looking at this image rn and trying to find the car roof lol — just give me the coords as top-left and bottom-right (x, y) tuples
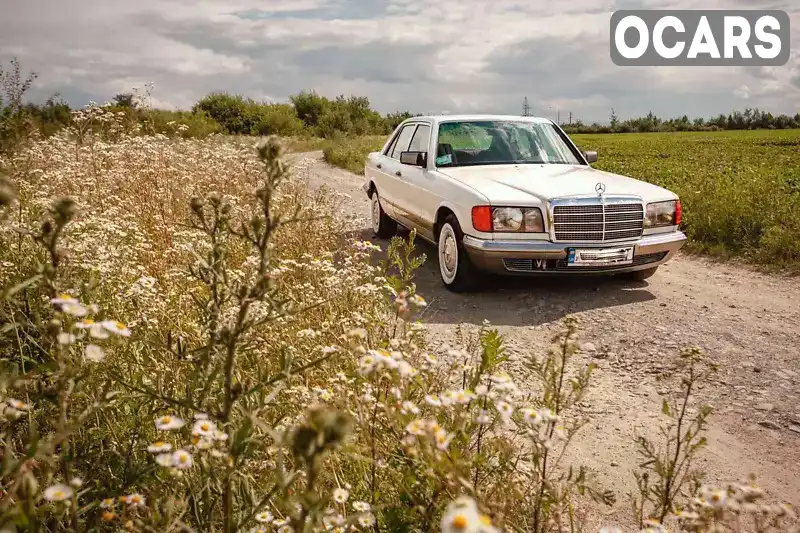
(404, 114), (554, 125)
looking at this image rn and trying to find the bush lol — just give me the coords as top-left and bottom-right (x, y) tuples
(193, 92), (305, 137)
(146, 109), (222, 138)
(322, 135), (385, 173)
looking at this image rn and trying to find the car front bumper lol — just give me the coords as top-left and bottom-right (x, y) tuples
(462, 231), (687, 275)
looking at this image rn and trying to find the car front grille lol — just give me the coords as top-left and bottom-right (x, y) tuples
(502, 252), (667, 273)
(552, 203), (644, 242)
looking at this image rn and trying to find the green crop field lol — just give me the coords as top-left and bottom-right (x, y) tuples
(320, 129), (800, 271)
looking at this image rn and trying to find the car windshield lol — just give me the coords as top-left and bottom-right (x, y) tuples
(434, 120), (583, 167)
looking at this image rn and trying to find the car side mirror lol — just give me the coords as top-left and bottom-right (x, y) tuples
(400, 151), (427, 167)
(583, 150), (598, 163)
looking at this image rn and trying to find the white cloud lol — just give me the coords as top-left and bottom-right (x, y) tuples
(1, 0), (797, 122)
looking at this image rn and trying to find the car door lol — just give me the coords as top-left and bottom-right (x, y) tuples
(372, 123), (417, 219)
(391, 123), (439, 241)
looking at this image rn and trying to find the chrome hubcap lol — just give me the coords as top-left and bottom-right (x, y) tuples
(371, 196), (380, 230)
(439, 225), (458, 282)
(442, 236), (456, 272)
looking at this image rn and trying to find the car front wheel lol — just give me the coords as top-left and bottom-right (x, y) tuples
(438, 215), (477, 292)
(370, 191), (397, 238)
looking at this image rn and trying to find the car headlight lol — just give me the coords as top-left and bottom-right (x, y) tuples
(493, 207), (523, 231)
(645, 200), (681, 228)
(523, 208), (544, 232)
(472, 206), (545, 232)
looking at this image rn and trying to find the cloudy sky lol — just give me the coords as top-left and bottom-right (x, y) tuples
(1, 0), (798, 123)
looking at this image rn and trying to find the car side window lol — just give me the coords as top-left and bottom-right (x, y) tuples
(389, 125), (417, 160)
(407, 125), (431, 153)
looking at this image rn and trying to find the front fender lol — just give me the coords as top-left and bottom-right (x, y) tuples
(435, 199), (493, 242)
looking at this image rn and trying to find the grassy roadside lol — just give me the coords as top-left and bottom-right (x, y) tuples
(314, 129), (800, 272)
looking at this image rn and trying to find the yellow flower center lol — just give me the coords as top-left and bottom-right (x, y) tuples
(130, 495), (141, 504)
(53, 490), (64, 499)
(200, 423), (209, 431)
(712, 493), (721, 502)
(179, 454), (188, 463)
(160, 417), (171, 424)
(102, 511), (116, 521)
(104, 498), (114, 505)
(84, 319), (94, 325)
(451, 514), (469, 529)
(116, 322), (126, 329)
(58, 293), (72, 299)
(480, 515), (492, 525)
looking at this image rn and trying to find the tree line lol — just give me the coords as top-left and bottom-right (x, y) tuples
(560, 108), (800, 134)
(2, 57), (799, 155)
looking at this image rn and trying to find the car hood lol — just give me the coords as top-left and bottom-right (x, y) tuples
(437, 164), (677, 204)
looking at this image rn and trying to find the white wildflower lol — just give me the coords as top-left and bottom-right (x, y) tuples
(193, 419), (217, 437)
(440, 496), (480, 533)
(352, 501), (371, 512)
(43, 484), (73, 502)
(84, 344), (105, 362)
(332, 487), (349, 504)
(172, 449), (193, 470)
(57, 332), (76, 345)
(155, 414), (185, 431)
(101, 320), (131, 337)
(147, 441), (172, 453)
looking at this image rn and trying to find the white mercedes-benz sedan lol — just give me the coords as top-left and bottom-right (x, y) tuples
(362, 115), (687, 292)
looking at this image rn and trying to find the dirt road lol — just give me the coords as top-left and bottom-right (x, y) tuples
(294, 151), (800, 528)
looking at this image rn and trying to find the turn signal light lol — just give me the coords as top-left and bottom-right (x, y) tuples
(675, 199), (682, 225)
(471, 206), (493, 232)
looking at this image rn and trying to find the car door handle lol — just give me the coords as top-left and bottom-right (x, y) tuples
(395, 171), (402, 177)
(377, 163), (382, 169)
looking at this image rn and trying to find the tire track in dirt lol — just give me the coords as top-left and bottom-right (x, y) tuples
(294, 151), (800, 528)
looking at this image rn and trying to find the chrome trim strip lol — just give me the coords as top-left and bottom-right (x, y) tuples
(463, 230), (686, 253)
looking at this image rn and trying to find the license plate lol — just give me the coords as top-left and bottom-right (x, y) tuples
(567, 247), (634, 266)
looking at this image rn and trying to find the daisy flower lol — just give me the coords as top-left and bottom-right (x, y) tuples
(332, 487), (349, 504)
(495, 400), (513, 421)
(125, 493), (146, 507)
(101, 320), (131, 337)
(352, 501), (371, 512)
(255, 511), (274, 523)
(440, 496), (480, 533)
(147, 441), (172, 453)
(84, 344), (105, 362)
(405, 419), (426, 436)
(43, 484), (73, 502)
(172, 449), (193, 470)
(424, 394), (442, 407)
(57, 332), (76, 345)
(155, 415), (185, 431)
(5, 398), (29, 411)
(433, 429), (453, 451)
(357, 513), (376, 527)
(100, 498), (115, 508)
(193, 419), (217, 437)
(51, 294), (78, 306)
(521, 408), (543, 426)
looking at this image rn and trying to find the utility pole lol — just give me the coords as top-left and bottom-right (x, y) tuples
(522, 97), (531, 117)
(569, 111), (572, 124)
(557, 109), (560, 124)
